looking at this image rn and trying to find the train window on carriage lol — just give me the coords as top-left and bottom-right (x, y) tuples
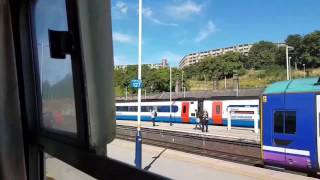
(116, 106), (129, 112)
(34, 0), (77, 133)
(285, 111), (296, 134)
(274, 111), (284, 133)
(216, 105), (221, 114)
(128, 106), (138, 112)
(183, 106), (187, 113)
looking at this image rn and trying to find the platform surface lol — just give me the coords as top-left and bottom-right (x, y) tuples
(117, 120), (260, 144)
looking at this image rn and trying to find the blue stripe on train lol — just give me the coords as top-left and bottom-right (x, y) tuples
(116, 115), (259, 128)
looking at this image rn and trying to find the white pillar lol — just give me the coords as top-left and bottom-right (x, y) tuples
(224, 76), (227, 89)
(137, 0), (142, 131)
(227, 108), (231, 131)
(170, 66), (172, 116)
(254, 109), (258, 134)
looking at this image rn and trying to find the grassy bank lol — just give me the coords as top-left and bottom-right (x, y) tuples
(188, 67), (320, 91)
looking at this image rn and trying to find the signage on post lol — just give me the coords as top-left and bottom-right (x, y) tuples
(131, 79), (143, 88)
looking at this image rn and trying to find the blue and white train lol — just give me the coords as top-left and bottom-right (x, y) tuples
(116, 99), (259, 127)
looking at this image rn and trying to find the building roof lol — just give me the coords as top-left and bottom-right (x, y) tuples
(116, 88), (263, 102)
(263, 77), (320, 94)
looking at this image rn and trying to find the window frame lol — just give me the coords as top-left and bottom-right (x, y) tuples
(11, 0), (166, 179)
(30, 0), (89, 148)
(273, 110), (297, 135)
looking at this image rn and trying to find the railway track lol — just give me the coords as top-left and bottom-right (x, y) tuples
(116, 125), (262, 166)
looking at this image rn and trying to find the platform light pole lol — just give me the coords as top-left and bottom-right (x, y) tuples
(170, 66), (173, 126)
(286, 45), (294, 80)
(181, 70), (184, 92)
(135, 0), (142, 169)
(125, 86), (128, 100)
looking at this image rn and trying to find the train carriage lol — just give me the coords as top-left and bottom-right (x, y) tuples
(262, 78), (320, 172)
(203, 99), (259, 127)
(116, 101), (198, 124)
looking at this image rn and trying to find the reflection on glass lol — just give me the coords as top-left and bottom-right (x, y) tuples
(35, 0), (77, 133)
(45, 153), (96, 180)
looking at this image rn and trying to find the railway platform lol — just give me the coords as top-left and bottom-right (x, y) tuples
(117, 120), (260, 144)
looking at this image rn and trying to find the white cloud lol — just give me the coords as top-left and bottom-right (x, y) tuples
(194, 21), (216, 42)
(113, 32), (134, 44)
(142, 8), (178, 27)
(167, 1), (202, 19)
(115, 1), (128, 14)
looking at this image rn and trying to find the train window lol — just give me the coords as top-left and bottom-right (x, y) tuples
(285, 111), (296, 134)
(142, 106), (153, 112)
(216, 105), (221, 114)
(116, 106), (129, 112)
(35, 0), (77, 133)
(128, 106), (138, 112)
(274, 111), (284, 133)
(157, 106), (178, 113)
(183, 106), (187, 113)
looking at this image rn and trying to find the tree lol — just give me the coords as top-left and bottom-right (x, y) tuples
(285, 34), (303, 68)
(247, 41), (280, 69)
(300, 31), (320, 68)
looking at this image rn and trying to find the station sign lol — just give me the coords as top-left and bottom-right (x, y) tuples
(131, 79), (143, 88)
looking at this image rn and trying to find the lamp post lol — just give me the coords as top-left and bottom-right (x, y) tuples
(135, 0), (142, 169)
(286, 45), (294, 80)
(303, 64), (306, 78)
(125, 86), (128, 100)
(170, 66), (173, 126)
(181, 70), (184, 92)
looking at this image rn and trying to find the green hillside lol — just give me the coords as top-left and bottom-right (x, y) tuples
(189, 68), (320, 91)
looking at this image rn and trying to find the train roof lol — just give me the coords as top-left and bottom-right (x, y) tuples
(263, 77), (320, 94)
(116, 88), (263, 102)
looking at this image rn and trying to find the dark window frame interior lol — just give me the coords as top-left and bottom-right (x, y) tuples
(10, 0), (166, 179)
(273, 110), (296, 134)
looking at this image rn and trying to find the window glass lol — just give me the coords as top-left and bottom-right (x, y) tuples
(142, 106), (153, 112)
(183, 106), (187, 113)
(216, 105), (221, 114)
(128, 106), (137, 112)
(35, 0), (77, 133)
(274, 111), (284, 133)
(285, 111), (296, 134)
(116, 106), (128, 112)
(157, 106), (179, 113)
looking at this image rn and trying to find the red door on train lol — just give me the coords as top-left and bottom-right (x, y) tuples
(181, 102), (189, 123)
(212, 102), (222, 125)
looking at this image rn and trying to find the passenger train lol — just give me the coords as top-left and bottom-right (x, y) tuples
(262, 77), (320, 173)
(117, 77), (320, 174)
(116, 99), (259, 127)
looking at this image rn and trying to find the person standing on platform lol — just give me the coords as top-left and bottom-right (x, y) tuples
(202, 110), (209, 132)
(194, 109), (201, 130)
(151, 108), (157, 126)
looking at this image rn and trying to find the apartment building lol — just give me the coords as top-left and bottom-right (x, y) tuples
(179, 44), (252, 69)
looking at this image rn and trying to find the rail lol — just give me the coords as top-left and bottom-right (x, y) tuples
(116, 125), (262, 166)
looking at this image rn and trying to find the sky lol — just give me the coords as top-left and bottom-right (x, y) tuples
(111, 0), (320, 67)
